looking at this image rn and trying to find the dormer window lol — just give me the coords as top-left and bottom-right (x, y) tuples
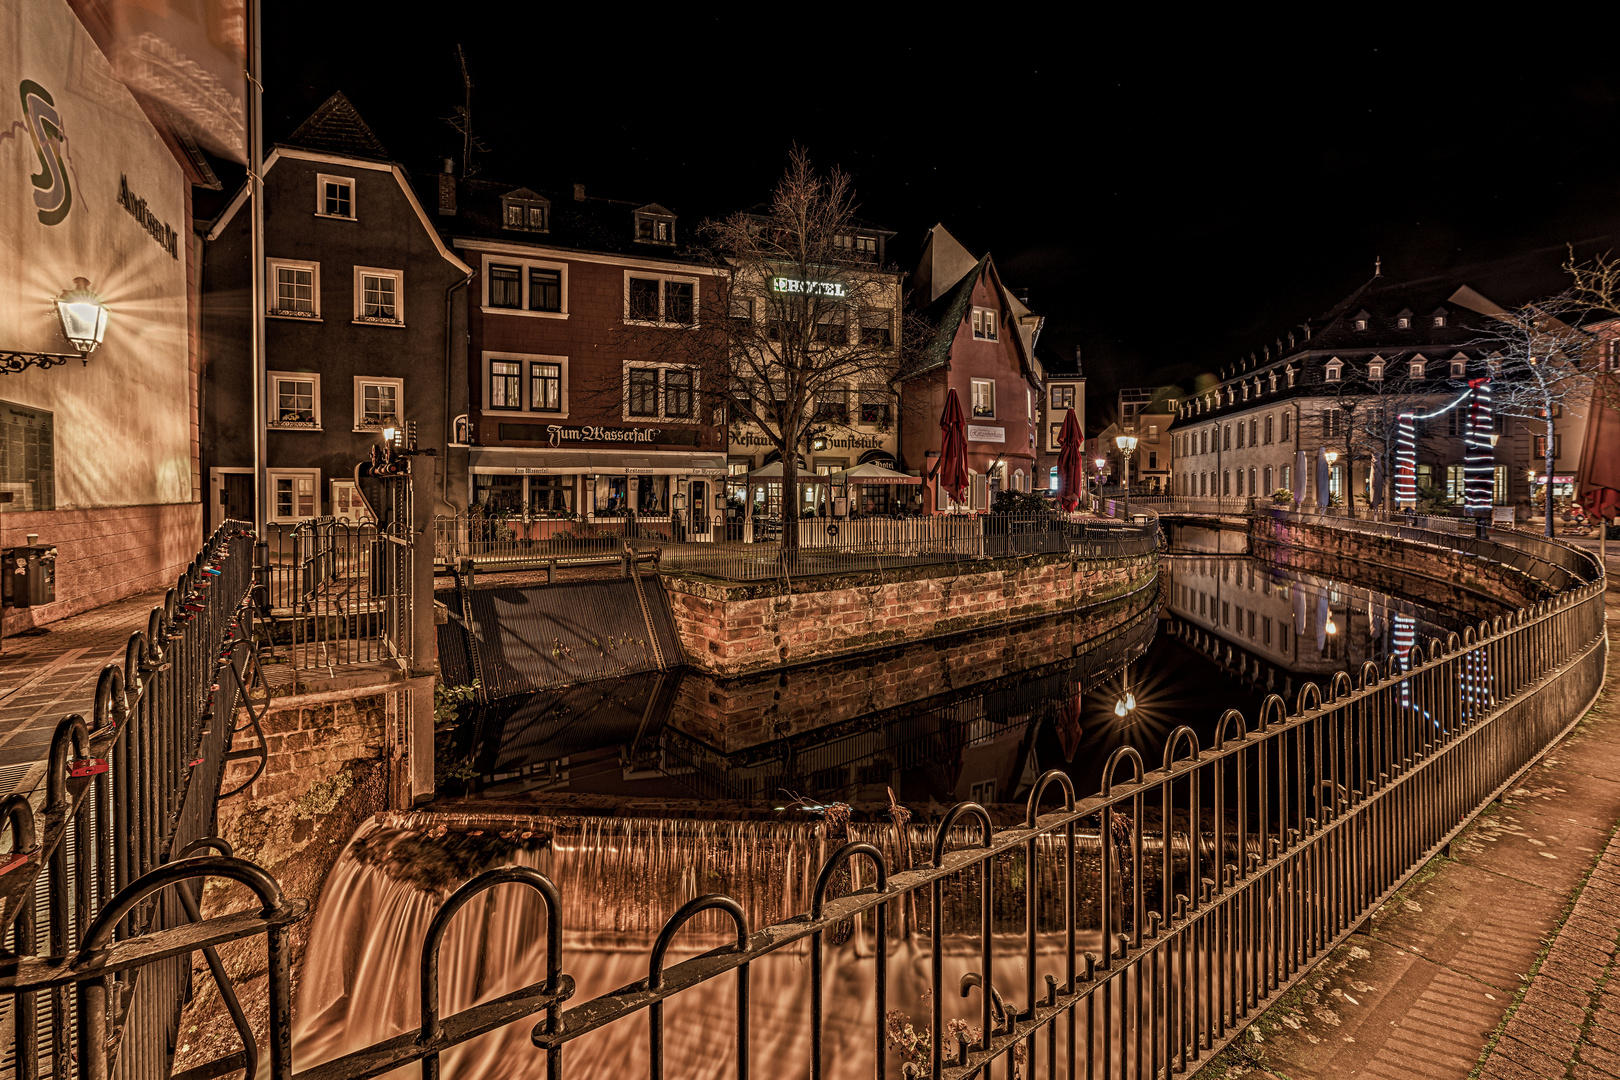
(1324, 358), (1343, 382)
(835, 233), (879, 259)
(1242, 382), (1250, 401)
(1268, 371), (1278, 391)
(1396, 311), (1411, 329)
(1354, 312), (1369, 331)
(1285, 365), (1297, 387)
(634, 204), (677, 246)
(1450, 356), (1467, 377)
(1410, 359), (1426, 379)
(500, 189), (550, 233)
(1432, 311), (1447, 327)
(1368, 358), (1385, 381)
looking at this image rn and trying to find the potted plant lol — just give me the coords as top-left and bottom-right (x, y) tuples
(1270, 488), (1293, 505)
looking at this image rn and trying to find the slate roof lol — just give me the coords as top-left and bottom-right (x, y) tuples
(898, 254), (990, 380)
(282, 92), (389, 161)
(1303, 276), (1491, 354)
(429, 177), (711, 263)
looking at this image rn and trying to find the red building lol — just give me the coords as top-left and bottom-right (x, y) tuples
(900, 226), (1043, 511)
(433, 178), (730, 537)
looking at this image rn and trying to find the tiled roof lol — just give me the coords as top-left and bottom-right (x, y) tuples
(283, 92), (389, 161)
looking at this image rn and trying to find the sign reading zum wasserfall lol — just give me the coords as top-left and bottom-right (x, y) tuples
(770, 277), (846, 298)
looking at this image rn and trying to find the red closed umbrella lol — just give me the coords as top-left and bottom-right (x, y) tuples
(1577, 373), (1620, 524)
(1056, 408), (1083, 511)
(937, 388), (970, 507)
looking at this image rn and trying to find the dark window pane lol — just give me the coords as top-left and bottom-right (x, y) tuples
(665, 369), (693, 417)
(489, 265), (521, 308)
(629, 368), (659, 416)
(665, 281), (693, 325)
(529, 268), (562, 312)
(629, 278), (660, 321)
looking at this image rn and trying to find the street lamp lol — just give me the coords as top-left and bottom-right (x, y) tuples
(1323, 449), (1339, 513)
(1115, 433), (1139, 519)
(1, 278), (109, 373)
(1094, 456), (1106, 511)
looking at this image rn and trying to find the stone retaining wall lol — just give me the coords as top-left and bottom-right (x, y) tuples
(660, 549), (1160, 677)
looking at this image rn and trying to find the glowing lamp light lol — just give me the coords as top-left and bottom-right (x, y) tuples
(1094, 457), (1106, 471)
(1323, 450), (1338, 465)
(1114, 699), (1128, 717)
(1326, 616), (1338, 635)
(1488, 434), (1500, 448)
(1115, 434), (1139, 454)
(1126, 692), (1136, 711)
(382, 422), (398, 445)
(1114, 692), (1137, 717)
(55, 277), (109, 355)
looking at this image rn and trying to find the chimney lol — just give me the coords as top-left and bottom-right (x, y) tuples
(573, 183), (586, 202)
(437, 158), (456, 217)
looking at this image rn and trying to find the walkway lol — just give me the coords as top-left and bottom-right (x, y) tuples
(0, 588), (168, 799)
(1212, 587), (1618, 1080)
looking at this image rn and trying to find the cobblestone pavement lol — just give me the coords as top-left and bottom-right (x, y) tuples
(1212, 588), (1617, 1080)
(0, 588), (169, 796)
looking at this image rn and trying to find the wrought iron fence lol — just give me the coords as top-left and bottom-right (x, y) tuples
(0, 521), (262, 1080)
(260, 478), (414, 671)
(434, 511), (696, 569)
(4, 516), (1607, 1080)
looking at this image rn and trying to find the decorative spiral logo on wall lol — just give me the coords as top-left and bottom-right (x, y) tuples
(19, 80), (73, 226)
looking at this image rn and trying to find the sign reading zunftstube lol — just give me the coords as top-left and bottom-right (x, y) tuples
(547, 425), (662, 447)
(770, 277), (846, 298)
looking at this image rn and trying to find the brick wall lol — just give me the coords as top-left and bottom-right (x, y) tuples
(0, 500), (203, 634)
(1248, 515), (1552, 610)
(668, 587), (1153, 753)
(662, 550), (1158, 678)
(218, 691), (389, 815)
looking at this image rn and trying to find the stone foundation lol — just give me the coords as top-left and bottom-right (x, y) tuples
(661, 550), (1160, 677)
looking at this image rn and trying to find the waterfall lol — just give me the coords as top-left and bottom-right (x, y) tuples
(292, 812), (1117, 1079)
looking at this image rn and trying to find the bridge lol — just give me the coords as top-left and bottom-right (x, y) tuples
(0, 498), (1607, 1080)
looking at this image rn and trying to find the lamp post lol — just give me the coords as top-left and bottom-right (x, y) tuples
(1115, 433), (1139, 520)
(1094, 456), (1106, 512)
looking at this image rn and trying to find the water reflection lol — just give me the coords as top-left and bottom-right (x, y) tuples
(448, 554), (1502, 815)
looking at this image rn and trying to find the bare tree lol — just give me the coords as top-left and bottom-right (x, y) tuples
(1467, 294), (1594, 535)
(620, 149), (926, 551)
(1301, 365), (1439, 516)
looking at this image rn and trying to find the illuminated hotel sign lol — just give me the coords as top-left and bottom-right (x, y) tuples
(770, 277), (846, 298)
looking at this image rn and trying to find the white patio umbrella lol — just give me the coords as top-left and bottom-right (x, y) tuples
(1315, 452), (1331, 509)
(1294, 449), (1307, 506)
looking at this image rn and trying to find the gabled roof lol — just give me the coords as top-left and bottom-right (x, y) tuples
(503, 187), (547, 202)
(900, 251), (1040, 385)
(431, 178), (709, 264)
(283, 92), (389, 161)
(635, 203), (676, 217)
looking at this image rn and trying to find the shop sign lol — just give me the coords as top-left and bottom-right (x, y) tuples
(770, 277), (846, 298)
(967, 425), (1005, 443)
(547, 425), (662, 447)
(118, 175), (179, 259)
(732, 428), (886, 451)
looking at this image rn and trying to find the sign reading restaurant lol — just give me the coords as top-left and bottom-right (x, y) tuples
(770, 277), (846, 298)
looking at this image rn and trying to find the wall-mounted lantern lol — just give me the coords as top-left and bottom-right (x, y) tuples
(2, 278), (109, 373)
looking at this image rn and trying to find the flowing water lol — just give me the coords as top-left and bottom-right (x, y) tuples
(295, 549), (1503, 1077)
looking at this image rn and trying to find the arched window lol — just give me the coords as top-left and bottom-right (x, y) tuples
(1249, 467), (1257, 495)
(1223, 470), (1231, 495)
(1325, 359), (1343, 381)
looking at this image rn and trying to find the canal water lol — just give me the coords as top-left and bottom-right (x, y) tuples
(295, 547), (1509, 1078)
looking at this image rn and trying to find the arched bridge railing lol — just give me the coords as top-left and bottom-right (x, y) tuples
(2, 553), (1606, 1078)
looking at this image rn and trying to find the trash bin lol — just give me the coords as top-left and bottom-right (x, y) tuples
(3, 542), (57, 607)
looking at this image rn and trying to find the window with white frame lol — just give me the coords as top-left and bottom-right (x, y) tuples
(970, 307), (998, 341)
(353, 267), (403, 325)
(315, 174), (354, 219)
(268, 469), (320, 522)
(624, 272), (699, 327)
(1324, 358), (1342, 381)
(353, 377), (403, 431)
(1397, 315), (1410, 329)
(1368, 358), (1384, 380)
(970, 378), (995, 418)
(1450, 356), (1467, 377)
(1050, 384), (1075, 411)
(267, 258), (319, 319)
(622, 363), (699, 422)
(482, 256), (568, 317)
(479, 352), (573, 417)
(268, 372), (320, 428)
(1433, 312), (1447, 327)
(1410, 359), (1426, 379)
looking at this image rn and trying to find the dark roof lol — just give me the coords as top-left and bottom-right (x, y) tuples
(282, 92), (389, 161)
(428, 177), (711, 263)
(1302, 275), (1491, 353)
(900, 254), (989, 380)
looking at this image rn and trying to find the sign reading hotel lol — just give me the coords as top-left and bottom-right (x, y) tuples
(770, 277), (846, 298)
(968, 425), (1005, 443)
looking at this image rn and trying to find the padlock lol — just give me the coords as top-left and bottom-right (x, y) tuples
(70, 758), (109, 778)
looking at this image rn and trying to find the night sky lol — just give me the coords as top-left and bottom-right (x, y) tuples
(256, 11), (1620, 424)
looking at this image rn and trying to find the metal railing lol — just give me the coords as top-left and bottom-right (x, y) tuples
(434, 510), (698, 568)
(4, 516), (1606, 1080)
(0, 521), (262, 1080)
(658, 512), (1159, 582)
(262, 478), (414, 671)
